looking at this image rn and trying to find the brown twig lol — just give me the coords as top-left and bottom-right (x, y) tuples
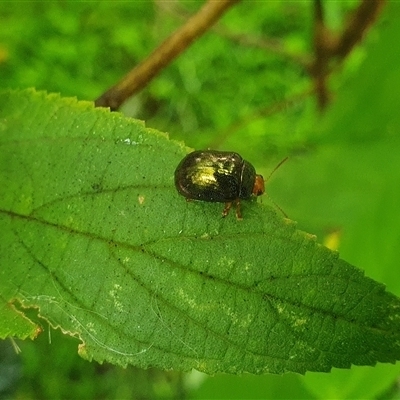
(158, 1), (311, 70)
(312, 0), (331, 110)
(95, 0), (240, 111)
(334, 0), (386, 59)
(208, 87), (315, 150)
(311, 0), (386, 110)
(215, 29), (312, 70)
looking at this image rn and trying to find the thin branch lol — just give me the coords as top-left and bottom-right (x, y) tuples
(208, 87), (315, 150)
(158, 1), (311, 70)
(95, 0), (240, 110)
(334, 0), (386, 59)
(311, 0), (386, 110)
(215, 29), (311, 69)
(312, 0), (332, 110)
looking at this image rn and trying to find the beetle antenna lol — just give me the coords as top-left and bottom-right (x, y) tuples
(265, 157), (288, 183)
(264, 157), (288, 218)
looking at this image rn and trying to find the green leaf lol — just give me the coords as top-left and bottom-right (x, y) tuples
(0, 300), (40, 340)
(1, 89), (400, 375)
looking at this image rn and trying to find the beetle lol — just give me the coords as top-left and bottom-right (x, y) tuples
(174, 150), (266, 219)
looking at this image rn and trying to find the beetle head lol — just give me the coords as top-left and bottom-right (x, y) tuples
(252, 174), (265, 196)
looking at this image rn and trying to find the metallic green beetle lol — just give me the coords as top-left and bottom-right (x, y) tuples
(174, 150), (265, 219)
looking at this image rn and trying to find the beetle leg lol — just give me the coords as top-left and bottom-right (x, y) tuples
(222, 200), (242, 219)
(234, 199), (243, 220)
(222, 202), (232, 217)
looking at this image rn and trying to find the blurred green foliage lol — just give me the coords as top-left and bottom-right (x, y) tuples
(0, 1), (341, 154)
(1, 0), (399, 399)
